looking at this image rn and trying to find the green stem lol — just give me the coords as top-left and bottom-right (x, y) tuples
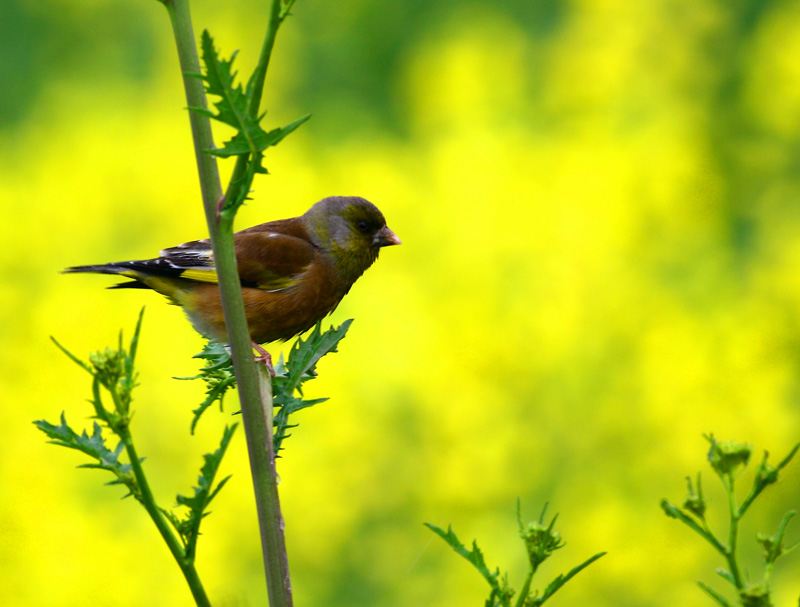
(724, 474), (743, 589)
(162, 1), (292, 605)
(699, 519), (728, 557)
(121, 427), (211, 607)
(738, 485), (760, 519)
(163, 0), (225, 212)
(514, 568), (535, 607)
(248, 0), (283, 117)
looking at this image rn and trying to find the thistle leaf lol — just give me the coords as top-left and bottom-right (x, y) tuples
(193, 31), (310, 216)
(271, 320), (352, 453)
(33, 413), (136, 495)
(424, 523), (503, 594)
(534, 552), (606, 605)
(177, 341), (236, 433)
(173, 424), (238, 557)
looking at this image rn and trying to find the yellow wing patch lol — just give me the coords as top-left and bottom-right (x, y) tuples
(180, 269), (219, 284)
(179, 267), (302, 291)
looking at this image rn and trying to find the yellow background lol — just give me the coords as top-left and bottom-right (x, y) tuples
(2, 0), (799, 605)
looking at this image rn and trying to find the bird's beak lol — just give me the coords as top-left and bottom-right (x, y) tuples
(373, 226), (402, 247)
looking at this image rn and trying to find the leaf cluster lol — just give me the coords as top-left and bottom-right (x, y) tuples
(661, 435), (800, 607)
(35, 309), (145, 499)
(426, 502), (605, 607)
(35, 414), (136, 496)
(185, 319), (353, 454)
(190, 31), (309, 219)
(162, 424), (237, 560)
(272, 319), (352, 454)
(177, 341), (238, 434)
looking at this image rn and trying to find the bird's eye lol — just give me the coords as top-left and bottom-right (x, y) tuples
(356, 220), (370, 233)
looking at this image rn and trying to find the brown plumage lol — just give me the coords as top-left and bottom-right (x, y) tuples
(65, 196), (401, 344)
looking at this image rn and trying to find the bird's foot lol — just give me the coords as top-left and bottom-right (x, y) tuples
(252, 342), (275, 377)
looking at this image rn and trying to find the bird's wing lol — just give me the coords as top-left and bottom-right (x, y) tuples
(159, 221), (317, 292)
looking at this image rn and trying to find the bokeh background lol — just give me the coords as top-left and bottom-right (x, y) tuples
(3, 0), (800, 605)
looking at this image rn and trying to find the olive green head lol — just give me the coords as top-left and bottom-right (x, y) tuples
(303, 196), (401, 282)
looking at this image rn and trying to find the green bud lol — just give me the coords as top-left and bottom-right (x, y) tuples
(757, 531), (781, 564)
(705, 434), (753, 476)
(497, 576), (515, 604)
(755, 451), (780, 488)
(739, 582), (772, 607)
(758, 511), (797, 567)
(520, 516), (565, 568)
(682, 474), (706, 519)
(90, 347), (124, 378)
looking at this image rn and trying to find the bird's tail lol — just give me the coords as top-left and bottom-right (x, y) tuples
(63, 263), (130, 275)
(63, 263), (149, 289)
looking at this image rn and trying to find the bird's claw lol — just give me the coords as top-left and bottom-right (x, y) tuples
(252, 342), (275, 377)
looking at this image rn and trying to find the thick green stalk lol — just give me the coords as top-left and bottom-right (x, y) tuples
(162, 0), (224, 212)
(162, 0), (292, 605)
(120, 428), (212, 607)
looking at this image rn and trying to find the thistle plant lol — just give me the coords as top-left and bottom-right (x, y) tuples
(36, 311), (221, 607)
(426, 502), (605, 607)
(182, 319), (353, 456)
(36, 311), (351, 605)
(661, 435), (800, 607)
(58, 0), (308, 604)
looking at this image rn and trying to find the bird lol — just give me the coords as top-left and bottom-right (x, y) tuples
(65, 196), (401, 349)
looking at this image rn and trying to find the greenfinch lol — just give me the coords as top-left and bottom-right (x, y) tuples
(66, 196), (401, 345)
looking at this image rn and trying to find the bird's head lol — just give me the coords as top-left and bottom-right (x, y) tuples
(303, 196), (401, 282)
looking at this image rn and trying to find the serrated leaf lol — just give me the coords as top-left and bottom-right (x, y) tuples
(189, 376), (237, 434)
(192, 30), (310, 218)
(173, 424), (238, 557)
(534, 551), (605, 605)
(261, 114), (311, 149)
(425, 523), (503, 593)
(194, 32), (309, 170)
(194, 340), (233, 368)
(284, 319), (352, 392)
(178, 341), (236, 433)
(272, 395), (327, 453)
(270, 320), (351, 453)
(126, 307), (145, 373)
(34, 413), (136, 494)
(197, 33), (251, 135)
(183, 322), (350, 452)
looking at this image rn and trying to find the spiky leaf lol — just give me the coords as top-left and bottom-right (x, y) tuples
(424, 523), (504, 595)
(33, 413), (136, 496)
(171, 424), (238, 557)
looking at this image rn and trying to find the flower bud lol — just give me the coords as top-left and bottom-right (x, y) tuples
(705, 435), (752, 476)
